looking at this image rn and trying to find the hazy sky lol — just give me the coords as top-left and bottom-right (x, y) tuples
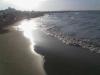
(0, 0), (100, 11)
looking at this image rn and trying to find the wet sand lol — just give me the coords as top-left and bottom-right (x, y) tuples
(0, 25), (100, 75)
(0, 30), (46, 75)
(33, 30), (100, 75)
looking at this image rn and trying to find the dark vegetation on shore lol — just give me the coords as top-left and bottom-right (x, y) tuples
(0, 7), (99, 34)
(0, 7), (45, 34)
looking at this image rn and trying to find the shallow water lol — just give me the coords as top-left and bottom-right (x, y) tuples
(0, 17), (100, 75)
(34, 11), (100, 53)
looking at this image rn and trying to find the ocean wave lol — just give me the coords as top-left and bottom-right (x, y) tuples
(35, 12), (100, 53)
(41, 26), (100, 53)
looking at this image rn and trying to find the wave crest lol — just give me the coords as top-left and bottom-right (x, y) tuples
(41, 26), (100, 53)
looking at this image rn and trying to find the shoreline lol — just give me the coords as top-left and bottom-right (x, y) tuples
(33, 30), (100, 75)
(0, 18), (100, 75)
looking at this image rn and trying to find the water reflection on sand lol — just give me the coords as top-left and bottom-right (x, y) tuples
(14, 19), (38, 54)
(0, 19), (46, 75)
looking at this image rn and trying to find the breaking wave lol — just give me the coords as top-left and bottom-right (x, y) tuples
(41, 26), (100, 53)
(35, 12), (100, 53)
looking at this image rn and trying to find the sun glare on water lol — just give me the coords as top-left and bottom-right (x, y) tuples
(5, 0), (46, 11)
(12, 19), (46, 75)
(14, 19), (38, 54)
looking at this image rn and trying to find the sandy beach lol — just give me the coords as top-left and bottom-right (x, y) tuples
(0, 0), (100, 75)
(0, 19), (100, 75)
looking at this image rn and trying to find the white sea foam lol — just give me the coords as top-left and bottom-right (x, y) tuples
(35, 12), (100, 53)
(41, 25), (100, 53)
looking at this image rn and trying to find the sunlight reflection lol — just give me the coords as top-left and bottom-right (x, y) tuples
(14, 19), (38, 54)
(12, 19), (46, 75)
(5, 0), (47, 11)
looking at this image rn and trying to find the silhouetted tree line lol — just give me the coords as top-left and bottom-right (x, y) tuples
(0, 7), (45, 34)
(0, 7), (44, 29)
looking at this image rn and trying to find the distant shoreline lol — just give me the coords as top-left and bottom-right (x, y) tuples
(0, 7), (45, 33)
